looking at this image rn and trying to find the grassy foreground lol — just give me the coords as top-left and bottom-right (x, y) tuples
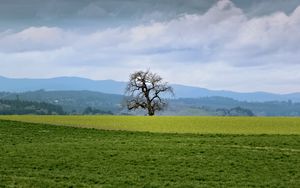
(0, 120), (300, 187)
(0, 115), (300, 134)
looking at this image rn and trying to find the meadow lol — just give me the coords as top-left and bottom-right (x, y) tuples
(0, 115), (300, 135)
(0, 119), (299, 187)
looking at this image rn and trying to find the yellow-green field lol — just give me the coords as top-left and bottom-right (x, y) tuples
(0, 115), (299, 134)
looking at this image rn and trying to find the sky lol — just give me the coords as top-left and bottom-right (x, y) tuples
(1, 0), (300, 94)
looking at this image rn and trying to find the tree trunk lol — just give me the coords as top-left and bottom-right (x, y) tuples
(148, 112), (154, 116)
(148, 107), (155, 116)
(148, 111), (154, 116)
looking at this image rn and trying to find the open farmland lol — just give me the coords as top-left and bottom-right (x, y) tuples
(0, 115), (300, 134)
(0, 119), (300, 187)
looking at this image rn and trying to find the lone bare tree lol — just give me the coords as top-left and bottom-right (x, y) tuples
(125, 70), (174, 116)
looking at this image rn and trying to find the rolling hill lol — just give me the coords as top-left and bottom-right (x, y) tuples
(1, 76), (300, 102)
(1, 90), (300, 116)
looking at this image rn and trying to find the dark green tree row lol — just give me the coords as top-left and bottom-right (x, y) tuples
(82, 107), (113, 115)
(216, 107), (254, 116)
(0, 99), (65, 115)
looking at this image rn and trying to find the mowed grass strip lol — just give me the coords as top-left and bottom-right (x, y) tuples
(0, 115), (300, 134)
(0, 120), (300, 187)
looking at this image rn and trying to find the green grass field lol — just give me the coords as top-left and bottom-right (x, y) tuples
(0, 115), (300, 134)
(0, 119), (299, 187)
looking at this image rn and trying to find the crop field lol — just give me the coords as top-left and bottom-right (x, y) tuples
(0, 119), (300, 187)
(0, 115), (300, 134)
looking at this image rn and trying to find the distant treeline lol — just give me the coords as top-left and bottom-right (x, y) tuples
(1, 90), (300, 116)
(216, 107), (254, 116)
(0, 99), (65, 115)
(82, 107), (113, 115)
(172, 97), (300, 116)
(0, 99), (114, 115)
(0, 90), (121, 114)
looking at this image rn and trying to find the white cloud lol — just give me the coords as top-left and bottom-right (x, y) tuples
(0, 0), (300, 93)
(78, 3), (110, 18)
(0, 27), (76, 52)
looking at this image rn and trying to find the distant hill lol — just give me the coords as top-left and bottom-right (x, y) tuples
(0, 90), (123, 114)
(0, 76), (125, 95)
(0, 76), (300, 102)
(1, 90), (300, 116)
(0, 99), (65, 115)
(171, 97), (300, 116)
(171, 84), (300, 102)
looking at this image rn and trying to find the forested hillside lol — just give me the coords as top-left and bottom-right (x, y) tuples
(1, 90), (300, 116)
(0, 90), (122, 114)
(0, 99), (65, 115)
(172, 97), (300, 116)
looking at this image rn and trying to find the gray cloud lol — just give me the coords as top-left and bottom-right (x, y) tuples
(1, 0), (300, 30)
(0, 0), (300, 93)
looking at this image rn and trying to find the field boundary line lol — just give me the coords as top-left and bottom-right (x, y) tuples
(217, 145), (300, 152)
(0, 174), (90, 186)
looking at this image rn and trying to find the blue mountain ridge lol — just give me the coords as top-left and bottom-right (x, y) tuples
(0, 76), (299, 102)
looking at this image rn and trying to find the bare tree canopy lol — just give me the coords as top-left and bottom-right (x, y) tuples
(125, 70), (174, 116)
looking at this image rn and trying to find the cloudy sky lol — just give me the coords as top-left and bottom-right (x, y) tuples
(1, 0), (300, 93)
